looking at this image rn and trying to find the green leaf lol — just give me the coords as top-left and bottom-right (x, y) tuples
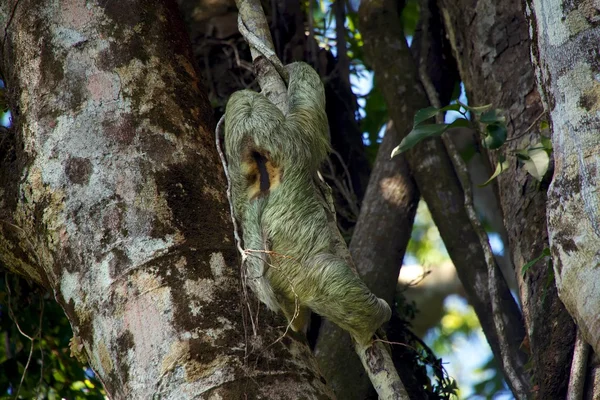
(53, 369), (67, 383)
(461, 103), (492, 114)
(480, 109), (506, 124)
(413, 107), (442, 126)
(70, 381), (86, 390)
(522, 248), (551, 275)
(483, 123), (508, 149)
(401, 0), (420, 36)
(478, 155), (509, 187)
(540, 120), (549, 130)
(515, 148), (530, 160)
(391, 124), (449, 157)
(521, 256), (543, 276)
(413, 104), (462, 127)
(541, 135), (553, 151)
(448, 118), (471, 129)
(442, 103), (462, 112)
(522, 147), (550, 181)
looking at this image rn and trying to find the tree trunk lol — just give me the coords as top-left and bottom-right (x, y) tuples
(528, 0), (600, 385)
(358, 0), (530, 396)
(0, 1), (332, 398)
(437, 0), (577, 396)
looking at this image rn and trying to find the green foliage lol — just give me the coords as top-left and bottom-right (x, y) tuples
(482, 121), (507, 149)
(0, 274), (104, 399)
(478, 155), (508, 187)
(390, 103), (467, 157)
(515, 139), (552, 182)
(468, 357), (509, 400)
(420, 349), (459, 400)
(429, 303), (480, 356)
(521, 248), (551, 276)
(521, 248), (555, 303)
(388, 314), (457, 399)
(401, 0), (420, 36)
(361, 83), (388, 153)
(392, 101), (552, 185)
(406, 201), (449, 265)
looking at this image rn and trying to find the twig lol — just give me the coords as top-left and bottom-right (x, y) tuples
(5, 273), (43, 399)
(567, 329), (590, 400)
(215, 115), (258, 341)
(237, 15), (288, 83)
(417, 0), (529, 397)
(215, 116), (245, 260)
(505, 111), (546, 142)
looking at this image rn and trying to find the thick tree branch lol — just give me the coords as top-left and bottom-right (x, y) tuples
(418, 1), (529, 396)
(0, 0), (331, 397)
(358, 1), (530, 397)
(437, 0), (577, 395)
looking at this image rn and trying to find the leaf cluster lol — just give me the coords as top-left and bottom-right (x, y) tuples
(0, 275), (104, 399)
(391, 103), (552, 185)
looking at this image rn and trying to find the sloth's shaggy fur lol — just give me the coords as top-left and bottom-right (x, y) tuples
(224, 62), (390, 344)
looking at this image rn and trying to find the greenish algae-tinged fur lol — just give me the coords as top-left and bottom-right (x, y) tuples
(225, 62), (390, 345)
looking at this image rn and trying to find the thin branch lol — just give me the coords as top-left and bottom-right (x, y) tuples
(237, 14), (288, 83)
(567, 329), (590, 400)
(235, 0), (288, 110)
(505, 111), (546, 142)
(5, 273), (44, 399)
(417, 0), (529, 397)
(355, 339), (410, 400)
(215, 115), (258, 341)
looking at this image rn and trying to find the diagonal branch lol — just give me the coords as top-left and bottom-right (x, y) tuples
(417, 1), (530, 397)
(359, 0), (531, 398)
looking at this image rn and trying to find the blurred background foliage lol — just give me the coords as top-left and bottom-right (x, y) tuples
(0, 274), (104, 399)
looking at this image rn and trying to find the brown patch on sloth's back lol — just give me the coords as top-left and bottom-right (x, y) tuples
(242, 149), (281, 200)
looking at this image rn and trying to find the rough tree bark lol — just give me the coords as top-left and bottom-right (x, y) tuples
(177, 0), (372, 235)
(178, 1), (419, 397)
(358, 0), (530, 397)
(0, 1), (332, 398)
(527, 1), (600, 397)
(437, 0), (577, 396)
(528, 0), (600, 354)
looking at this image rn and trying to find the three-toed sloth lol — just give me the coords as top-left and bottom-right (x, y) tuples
(224, 62), (391, 345)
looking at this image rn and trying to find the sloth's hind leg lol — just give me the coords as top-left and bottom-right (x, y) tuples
(301, 253), (391, 345)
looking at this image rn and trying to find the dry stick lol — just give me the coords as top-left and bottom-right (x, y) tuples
(5, 273), (43, 399)
(234, 0), (288, 111)
(237, 15), (288, 84)
(567, 329), (591, 400)
(233, 2), (408, 399)
(417, 2), (528, 398)
(215, 117), (258, 343)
